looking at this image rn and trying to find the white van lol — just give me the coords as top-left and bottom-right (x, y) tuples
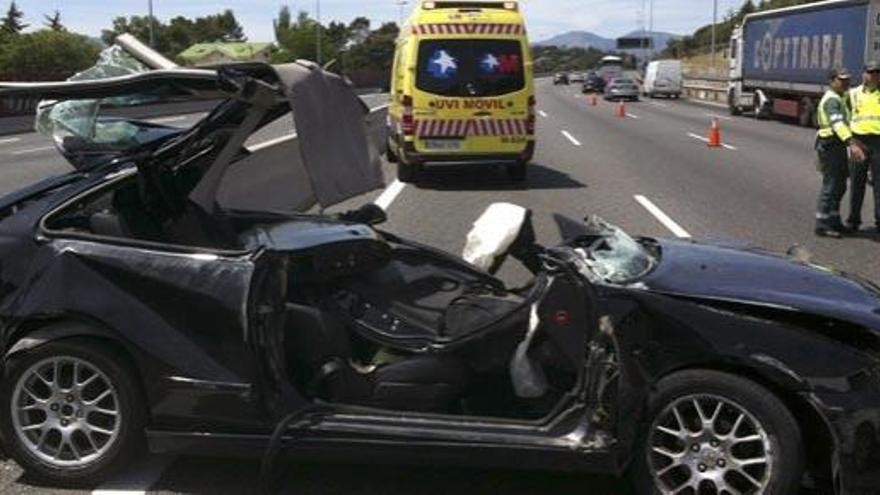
(643, 60), (682, 99)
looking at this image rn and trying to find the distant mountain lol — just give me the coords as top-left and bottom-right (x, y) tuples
(534, 31), (615, 51)
(535, 30), (680, 53)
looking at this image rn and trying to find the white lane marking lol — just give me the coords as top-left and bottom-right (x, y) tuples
(647, 101), (668, 108)
(634, 195), (692, 239)
(147, 115), (189, 124)
(538, 110), (548, 118)
(706, 113), (732, 121)
(626, 113), (641, 119)
(91, 455), (174, 495)
(686, 132), (738, 151)
(247, 133), (298, 152)
(11, 145), (55, 155)
(561, 130), (582, 147)
(374, 179), (406, 211)
(0, 137), (21, 145)
(686, 99), (728, 109)
(370, 103), (391, 112)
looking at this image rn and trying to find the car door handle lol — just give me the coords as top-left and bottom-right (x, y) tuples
(473, 111), (492, 117)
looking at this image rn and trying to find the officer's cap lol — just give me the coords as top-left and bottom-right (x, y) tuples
(830, 68), (852, 81)
(865, 61), (880, 72)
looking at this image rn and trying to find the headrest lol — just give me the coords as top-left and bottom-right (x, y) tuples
(462, 203), (527, 272)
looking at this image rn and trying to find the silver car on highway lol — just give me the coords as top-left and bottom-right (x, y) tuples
(604, 77), (640, 101)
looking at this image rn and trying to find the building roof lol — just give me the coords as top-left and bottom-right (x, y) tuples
(179, 42), (272, 63)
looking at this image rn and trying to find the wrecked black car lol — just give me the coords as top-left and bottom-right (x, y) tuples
(1, 62), (879, 495)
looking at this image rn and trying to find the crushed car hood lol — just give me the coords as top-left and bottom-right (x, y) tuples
(642, 238), (880, 331)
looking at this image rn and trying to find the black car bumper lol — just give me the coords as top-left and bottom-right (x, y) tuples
(397, 140), (535, 166)
(806, 385), (880, 494)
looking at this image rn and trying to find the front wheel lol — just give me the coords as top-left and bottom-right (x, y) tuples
(0, 338), (146, 486)
(798, 97), (815, 128)
(633, 370), (803, 495)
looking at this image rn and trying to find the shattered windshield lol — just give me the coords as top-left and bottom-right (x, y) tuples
(35, 45), (169, 157)
(577, 216), (658, 284)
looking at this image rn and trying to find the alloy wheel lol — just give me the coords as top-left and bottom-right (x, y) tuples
(10, 356), (122, 468)
(647, 394), (773, 495)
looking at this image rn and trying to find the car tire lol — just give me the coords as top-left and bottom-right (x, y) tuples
(397, 161), (421, 183)
(385, 137), (399, 163)
(798, 97), (815, 128)
(507, 161), (527, 182)
(632, 370), (803, 495)
(0, 338), (146, 487)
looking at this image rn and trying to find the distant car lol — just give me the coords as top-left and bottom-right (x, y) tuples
(604, 77), (640, 101)
(569, 72), (586, 83)
(643, 60), (682, 99)
(553, 73), (569, 85)
(581, 74), (606, 93)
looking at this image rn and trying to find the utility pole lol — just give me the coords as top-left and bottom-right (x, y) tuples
(711, 0), (718, 73)
(316, 0), (322, 65)
(649, 0), (654, 58)
(641, 0), (647, 59)
(396, 1), (408, 27)
(148, 0), (155, 48)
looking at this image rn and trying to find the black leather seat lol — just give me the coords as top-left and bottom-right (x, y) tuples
(284, 303), (468, 413)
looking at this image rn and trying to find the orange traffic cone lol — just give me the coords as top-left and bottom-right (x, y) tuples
(590, 93), (598, 106)
(707, 118), (722, 148)
(616, 99), (626, 117)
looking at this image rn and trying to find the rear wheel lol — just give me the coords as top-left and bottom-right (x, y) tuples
(633, 370), (803, 495)
(397, 161), (421, 183)
(506, 161), (528, 182)
(0, 338), (146, 486)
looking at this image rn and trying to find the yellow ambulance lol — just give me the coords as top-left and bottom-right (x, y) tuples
(387, 1), (535, 182)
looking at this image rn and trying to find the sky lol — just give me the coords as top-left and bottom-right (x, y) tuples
(8, 0), (746, 44)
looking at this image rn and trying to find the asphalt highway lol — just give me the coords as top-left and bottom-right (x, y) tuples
(0, 81), (863, 494)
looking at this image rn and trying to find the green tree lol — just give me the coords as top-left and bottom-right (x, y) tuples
(1, 1), (27, 34)
(44, 10), (64, 31)
(102, 10), (247, 59)
(0, 29), (100, 80)
(346, 22), (398, 71)
(273, 8), (333, 63)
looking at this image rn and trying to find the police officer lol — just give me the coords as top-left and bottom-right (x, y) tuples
(816, 69), (861, 237)
(846, 62), (880, 233)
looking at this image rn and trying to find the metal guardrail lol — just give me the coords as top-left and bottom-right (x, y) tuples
(683, 76), (729, 105)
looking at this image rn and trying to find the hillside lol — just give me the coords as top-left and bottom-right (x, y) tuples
(664, 0), (821, 58)
(535, 30), (679, 54)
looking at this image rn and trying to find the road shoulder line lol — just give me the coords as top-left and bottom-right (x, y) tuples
(561, 130), (582, 146)
(686, 132), (737, 151)
(634, 195), (692, 238)
(374, 179), (406, 211)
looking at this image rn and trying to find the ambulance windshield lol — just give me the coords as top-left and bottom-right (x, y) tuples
(416, 39), (525, 97)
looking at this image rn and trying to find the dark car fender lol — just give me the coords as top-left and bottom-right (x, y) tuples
(603, 289), (877, 486)
(0, 317), (141, 464)
(2, 318), (122, 361)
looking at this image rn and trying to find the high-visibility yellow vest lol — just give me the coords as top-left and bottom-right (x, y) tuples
(850, 85), (880, 135)
(817, 90), (852, 142)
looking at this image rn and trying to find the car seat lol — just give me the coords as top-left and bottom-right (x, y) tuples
(284, 303), (468, 413)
